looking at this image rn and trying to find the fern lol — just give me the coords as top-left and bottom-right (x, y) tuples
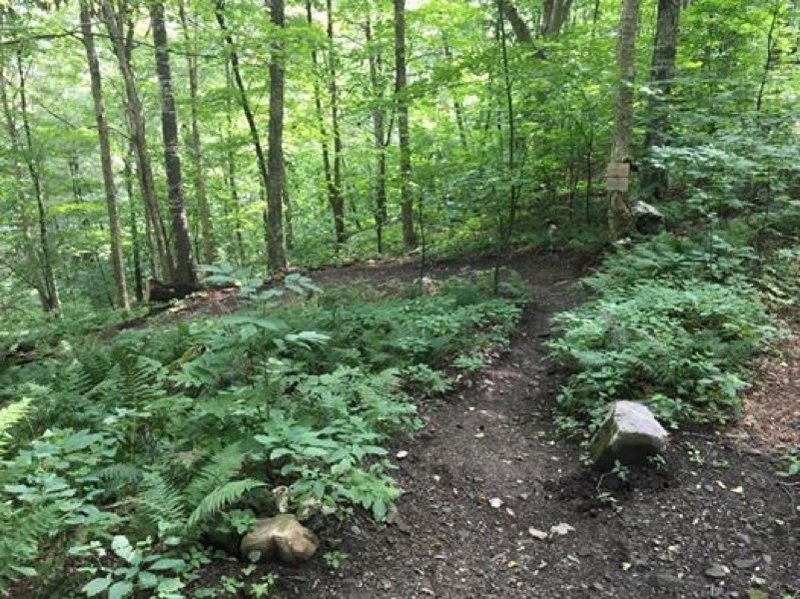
(0, 398), (32, 455)
(135, 471), (186, 531)
(183, 442), (246, 506)
(185, 479), (264, 532)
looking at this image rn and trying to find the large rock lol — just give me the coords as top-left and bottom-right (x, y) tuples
(240, 514), (319, 564)
(589, 401), (668, 469)
(632, 201), (665, 235)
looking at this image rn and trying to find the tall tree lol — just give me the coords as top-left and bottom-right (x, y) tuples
(365, 12), (388, 253)
(101, 0), (173, 281)
(266, 0), (287, 272)
(325, 0), (345, 243)
(394, 0), (416, 249)
(150, 1), (196, 286)
(542, 0), (573, 36)
(641, 0), (682, 200)
(0, 53), (47, 310)
(607, 0), (640, 241)
(215, 0), (271, 232)
(16, 50), (61, 314)
(79, 0), (129, 309)
(178, 0), (214, 265)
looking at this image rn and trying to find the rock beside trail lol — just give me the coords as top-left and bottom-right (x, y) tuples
(632, 200), (665, 235)
(240, 514), (319, 564)
(589, 401), (668, 469)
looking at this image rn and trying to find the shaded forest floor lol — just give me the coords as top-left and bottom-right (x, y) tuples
(197, 251), (798, 599)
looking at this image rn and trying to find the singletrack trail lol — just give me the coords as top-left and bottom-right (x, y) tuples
(268, 252), (798, 599)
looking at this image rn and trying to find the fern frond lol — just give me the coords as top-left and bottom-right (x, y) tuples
(185, 479), (264, 532)
(183, 442), (246, 506)
(136, 471), (186, 528)
(95, 464), (143, 488)
(0, 398), (32, 455)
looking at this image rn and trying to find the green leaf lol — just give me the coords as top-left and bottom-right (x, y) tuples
(148, 558), (186, 572)
(82, 577), (111, 597)
(108, 580), (134, 599)
(110, 535), (134, 562)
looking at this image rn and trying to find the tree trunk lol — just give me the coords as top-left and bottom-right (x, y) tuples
(542, 0), (573, 36)
(607, 0), (640, 241)
(641, 0), (681, 200)
(16, 51), (61, 314)
(215, 0), (271, 225)
(365, 14), (388, 254)
(0, 58), (47, 309)
(443, 41), (469, 150)
(326, 0), (346, 244)
(266, 0), (287, 272)
(394, 0), (416, 249)
(80, 0), (129, 310)
(101, 0), (173, 281)
(178, 0), (214, 265)
(151, 1), (196, 286)
(124, 150), (144, 302)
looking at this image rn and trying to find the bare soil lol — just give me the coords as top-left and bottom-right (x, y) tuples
(207, 251), (800, 598)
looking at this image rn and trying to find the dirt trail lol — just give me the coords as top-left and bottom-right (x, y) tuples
(272, 252), (798, 599)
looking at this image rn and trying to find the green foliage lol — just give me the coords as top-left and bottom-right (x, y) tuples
(0, 271), (526, 593)
(549, 233), (777, 434)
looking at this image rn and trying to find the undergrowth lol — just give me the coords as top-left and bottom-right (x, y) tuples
(548, 232), (798, 436)
(0, 269), (528, 596)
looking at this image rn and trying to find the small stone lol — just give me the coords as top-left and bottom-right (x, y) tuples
(396, 450), (409, 459)
(704, 564), (730, 579)
(489, 497), (504, 509)
(588, 401), (668, 468)
(733, 557), (760, 569)
(549, 522), (575, 537)
(240, 514), (319, 564)
(528, 527), (548, 540)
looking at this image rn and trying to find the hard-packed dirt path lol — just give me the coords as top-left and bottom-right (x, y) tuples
(271, 252), (799, 599)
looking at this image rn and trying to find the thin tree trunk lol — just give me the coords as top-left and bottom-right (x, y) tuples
(124, 150), (144, 302)
(326, 0), (346, 243)
(365, 14), (388, 253)
(641, 0), (681, 200)
(266, 0), (287, 272)
(151, 1), (196, 286)
(101, 0), (173, 281)
(305, 1), (337, 245)
(443, 41), (469, 150)
(215, 0), (271, 222)
(80, 0), (129, 310)
(178, 0), (214, 265)
(224, 62), (246, 265)
(394, 0), (416, 248)
(607, 0), (640, 241)
(755, 0), (781, 120)
(0, 60), (47, 309)
(542, 0), (573, 36)
(16, 51), (61, 314)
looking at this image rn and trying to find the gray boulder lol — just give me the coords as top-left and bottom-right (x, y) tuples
(632, 201), (665, 235)
(589, 401), (668, 469)
(240, 514), (319, 564)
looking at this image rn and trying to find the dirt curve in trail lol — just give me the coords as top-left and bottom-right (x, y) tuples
(270, 252), (799, 599)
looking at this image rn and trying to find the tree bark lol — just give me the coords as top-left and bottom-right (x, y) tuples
(641, 0), (681, 200)
(80, 0), (129, 310)
(326, 0), (346, 244)
(542, 0), (573, 36)
(0, 57), (47, 309)
(266, 0), (287, 272)
(365, 13), (388, 253)
(178, 0), (214, 265)
(215, 0), (271, 226)
(151, 1), (196, 286)
(123, 149), (144, 302)
(394, 0), (416, 249)
(16, 51), (61, 314)
(101, 0), (173, 281)
(607, 0), (640, 241)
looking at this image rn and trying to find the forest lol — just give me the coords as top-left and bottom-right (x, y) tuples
(0, 0), (798, 597)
